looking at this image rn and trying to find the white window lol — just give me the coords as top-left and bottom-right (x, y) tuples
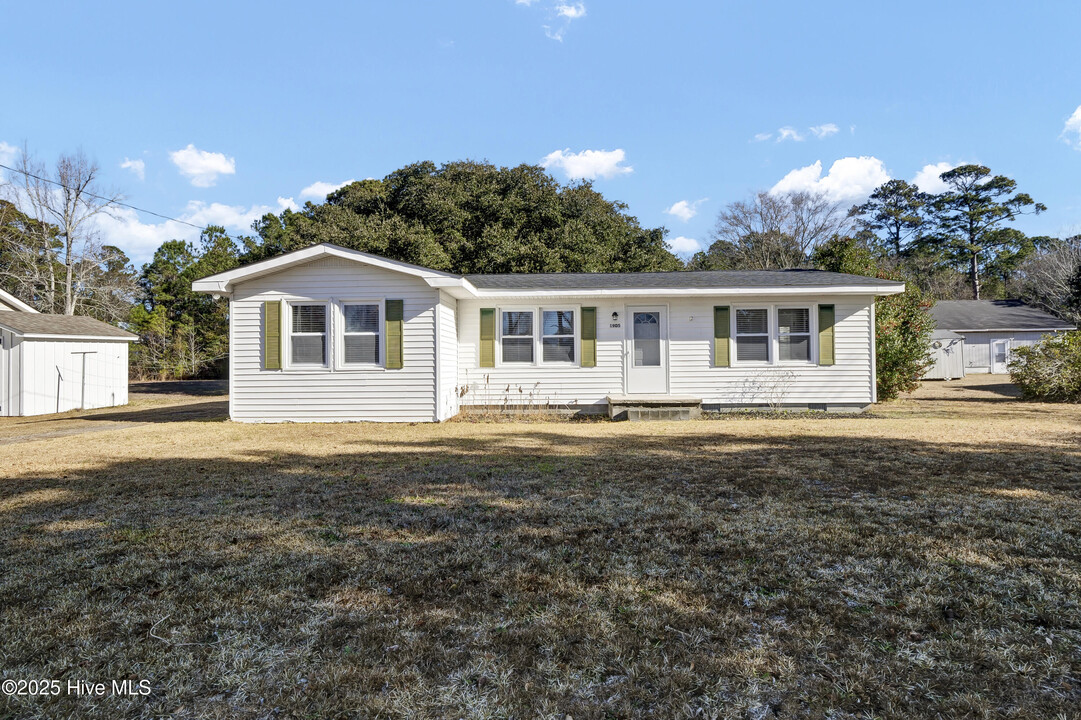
(501, 311), (534, 363)
(342, 303), (381, 365)
(542, 310), (575, 363)
(290, 303), (328, 366)
(735, 308), (769, 362)
(777, 308), (811, 362)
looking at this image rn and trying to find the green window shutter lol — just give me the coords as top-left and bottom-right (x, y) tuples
(479, 308), (495, 368)
(581, 307), (597, 367)
(818, 304), (835, 366)
(385, 299), (404, 369)
(713, 306), (730, 367)
(264, 300), (282, 370)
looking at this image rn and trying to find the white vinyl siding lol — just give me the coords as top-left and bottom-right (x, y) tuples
(436, 292), (459, 421)
(458, 295), (877, 408)
(230, 256), (438, 422)
(957, 330), (1061, 374)
(2, 337), (129, 417)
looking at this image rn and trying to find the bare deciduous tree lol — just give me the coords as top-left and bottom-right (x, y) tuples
(1008, 236), (1081, 323)
(1, 147), (131, 315)
(690, 190), (851, 270)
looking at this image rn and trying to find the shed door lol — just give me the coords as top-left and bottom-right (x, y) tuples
(991, 339), (1010, 374)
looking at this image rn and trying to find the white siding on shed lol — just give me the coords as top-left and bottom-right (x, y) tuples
(230, 256), (440, 422)
(457, 295), (875, 408)
(8, 338), (128, 416)
(959, 331), (1056, 373)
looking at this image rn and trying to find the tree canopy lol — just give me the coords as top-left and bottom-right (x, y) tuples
(688, 190), (849, 270)
(923, 164), (1045, 299)
(242, 160), (682, 274)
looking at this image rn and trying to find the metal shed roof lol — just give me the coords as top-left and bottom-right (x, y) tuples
(0, 312), (137, 340)
(930, 300), (1075, 332)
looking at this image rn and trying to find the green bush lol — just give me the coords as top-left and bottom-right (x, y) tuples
(811, 237), (934, 401)
(1009, 331), (1081, 402)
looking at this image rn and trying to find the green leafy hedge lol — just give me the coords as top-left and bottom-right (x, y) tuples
(1009, 331), (1081, 403)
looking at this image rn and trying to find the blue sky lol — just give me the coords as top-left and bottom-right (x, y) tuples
(3, 0), (1081, 266)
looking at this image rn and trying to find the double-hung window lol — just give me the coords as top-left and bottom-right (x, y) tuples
(290, 303), (328, 366)
(501, 311), (534, 363)
(542, 310), (575, 363)
(777, 308), (811, 362)
(735, 308), (769, 362)
(342, 303), (381, 365)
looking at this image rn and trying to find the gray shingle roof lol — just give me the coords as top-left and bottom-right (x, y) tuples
(931, 300), (1075, 332)
(464, 268), (900, 290)
(0, 312), (137, 339)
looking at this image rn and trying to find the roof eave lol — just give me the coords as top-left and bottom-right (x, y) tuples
(468, 284), (904, 298)
(191, 243), (463, 294)
(9, 331), (138, 341)
(946, 326), (1075, 333)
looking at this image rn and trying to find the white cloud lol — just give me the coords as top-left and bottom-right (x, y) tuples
(1061, 105), (1081, 149)
(809, 123), (839, 139)
(515, 0), (538, 4)
(543, 25), (566, 41)
(667, 236), (701, 254)
(555, 2), (586, 19)
(752, 132), (773, 142)
(770, 156), (891, 203)
(300, 179), (356, 199)
(169, 144), (236, 187)
(541, 148), (632, 180)
(94, 196), (297, 265)
(776, 126), (804, 142)
(0, 141), (17, 167)
(120, 157), (145, 181)
(911, 162), (958, 194)
(664, 198), (707, 222)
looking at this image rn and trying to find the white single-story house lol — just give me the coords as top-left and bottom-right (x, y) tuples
(193, 243), (905, 422)
(927, 300), (1075, 376)
(0, 288), (137, 416)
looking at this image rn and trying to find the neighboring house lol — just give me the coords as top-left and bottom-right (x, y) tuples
(0, 288), (137, 416)
(193, 243), (905, 422)
(928, 300), (1075, 376)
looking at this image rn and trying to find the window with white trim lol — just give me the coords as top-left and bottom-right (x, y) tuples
(501, 310), (534, 363)
(735, 308), (769, 362)
(290, 303), (328, 366)
(542, 310), (575, 363)
(777, 307), (811, 362)
(342, 303), (380, 365)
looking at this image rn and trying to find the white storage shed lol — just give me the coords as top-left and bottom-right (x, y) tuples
(0, 297), (137, 416)
(923, 329), (965, 380)
(929, 300), (1074, 375)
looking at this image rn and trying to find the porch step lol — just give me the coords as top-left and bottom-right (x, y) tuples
(606, 394), (703, 421)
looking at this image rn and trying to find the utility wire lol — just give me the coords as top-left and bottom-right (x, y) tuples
(0, 161), (254, 243)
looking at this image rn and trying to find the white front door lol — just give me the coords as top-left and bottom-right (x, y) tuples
(991, 339), (1010, 374)
(625, 306), (668, 394)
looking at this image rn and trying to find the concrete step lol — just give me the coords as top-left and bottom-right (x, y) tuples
(606, 394), (702, 421)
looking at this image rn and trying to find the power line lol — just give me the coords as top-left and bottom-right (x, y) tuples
(0, 161), (253, 243)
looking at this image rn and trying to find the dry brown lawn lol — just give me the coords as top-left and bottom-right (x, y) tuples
(1, 377), (1079, 719)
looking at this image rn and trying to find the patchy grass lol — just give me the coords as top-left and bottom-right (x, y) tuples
(1, 376), (1080, 718)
